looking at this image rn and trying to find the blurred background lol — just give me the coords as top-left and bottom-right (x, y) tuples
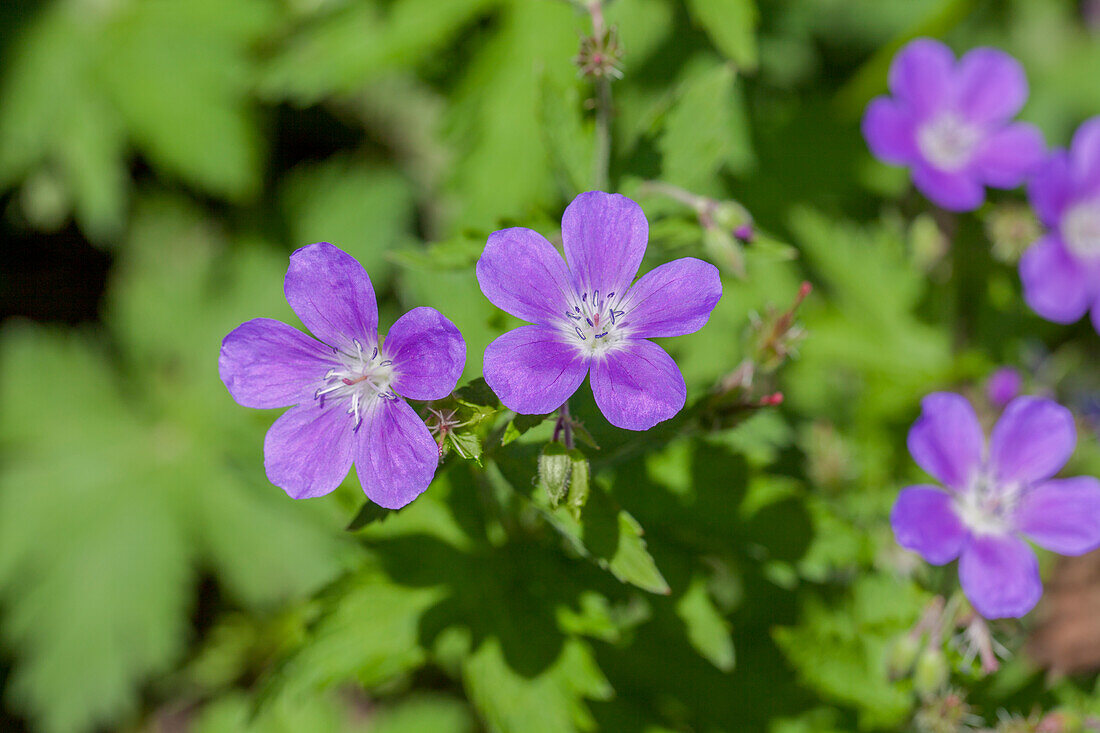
(4, 0), (1100, 731)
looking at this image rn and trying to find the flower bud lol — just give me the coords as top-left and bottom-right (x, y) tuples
(913, 647), (949, 697)
(886, 634), (921, 680)
(539, 443), (572, 507)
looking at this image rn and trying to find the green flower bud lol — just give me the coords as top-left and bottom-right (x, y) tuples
(913, 647), (949, 697)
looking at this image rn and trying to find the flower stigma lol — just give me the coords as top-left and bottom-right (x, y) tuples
(1062, 199), (1100, 260)
(563, 288), (629, 356)
(314, 338), (397, 431)
(918, 113), (982, 172)
(953, 470), (1022, 536)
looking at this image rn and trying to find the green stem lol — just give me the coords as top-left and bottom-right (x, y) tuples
(588, 0), (612, 190)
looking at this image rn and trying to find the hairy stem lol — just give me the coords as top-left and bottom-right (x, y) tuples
(589, 0), (612, 190)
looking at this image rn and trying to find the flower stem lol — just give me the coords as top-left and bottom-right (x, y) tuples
(588, 0), (612, 190)
(555, 401), (575, 450)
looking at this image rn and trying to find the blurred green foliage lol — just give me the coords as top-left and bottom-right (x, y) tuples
(3, 0), (1100, 731)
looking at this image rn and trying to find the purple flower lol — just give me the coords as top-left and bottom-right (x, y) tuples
(892, 392), (1100, 619)
(862, 38), (1045, 212)
(986, 367), (1022, 407)
(219, 242), (465, 509)
(476, 191), (722, 431)
(1020, 117), (1100, 331)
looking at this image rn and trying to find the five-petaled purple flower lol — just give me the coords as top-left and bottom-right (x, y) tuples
(476, 191), (722, 431)
(863, 38), (1045, 212)
(219, 242), (465, 509)
(1020, 116), (1100, 331)
(892, 392), (1100, 619)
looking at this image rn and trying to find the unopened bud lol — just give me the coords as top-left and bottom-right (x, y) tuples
(986, 203), (1041, 264)
(886, 634), (921, 680)
(539, 443), (571, 507)
(734, 223), (754, 243)
(702, 226), (745, 278)
(913, 647), (949, 697)
(709, 200), (752, 232)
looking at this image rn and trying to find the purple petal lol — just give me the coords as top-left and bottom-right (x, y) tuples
(862, 97), (919, 164)
(1020, 235), (1091, 323)
(1015, 476), (1100, 555)
(1028, 151), (1073, 227)
(590, 340), (686, 431)
(354, 398), (438, 509)
(384, 307), (465, 401)
(953, 47), (1028, 123)
(219, 318), (332, 409)
(476, 227), (574, 324)
(483, 325), (588, 415)
(972, 123), (1045, 188)
(284, 242), (378, 351)
(911, 163), (985, 211)
(1070, 116), (1100, 190)
(958, 534), (1041, 619)
(907, 392), (984, 490)
(621, 258), (722, 338)
(264, 403), (355, 499)
(561, 191), (648, 298)
(990, 396), (1075, 484)
(1091, 298), (1100, 335)
(891, 485), (967, 565)
(888, 38), (954, 116)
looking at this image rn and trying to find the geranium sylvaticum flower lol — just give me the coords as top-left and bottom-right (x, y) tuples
(476, 191), (722, 431)
(219, 242), (465, 509)
(862, 38), (1045, 212)
(892, 392), (1100, 619)
(1020, 117), (1100, 332)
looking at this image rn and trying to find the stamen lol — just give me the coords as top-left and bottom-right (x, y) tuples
(575, 326), (586, 340)
(585, 317), (594, 327)
(566, 310), (582, 320)
(594, 331), (608, 339)
(593, 290), (600, 307)
(371, 346), (378, 360)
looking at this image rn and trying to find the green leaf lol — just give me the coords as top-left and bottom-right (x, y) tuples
(261, 569), (444, 705)
(675, 576), (735, 672)
(97, 0), (270, 200)
(281, 156), (417, 282)
(449, 431), (484, 465)
(443, 0), (578, 228)
(388, 235), (486, 272)
(659, 59), (754, 191)
(501, 413), (550, 446)
(684, 0), (759, 71)
(773, 576), (926, 729)
(535, 483), (670, 596)
(538, 71), (594, 196)
(260, 0), (497, 105)
(463, 638), (612, 733)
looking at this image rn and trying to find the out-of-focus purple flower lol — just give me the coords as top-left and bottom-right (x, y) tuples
(219, 242), (465, 509)
(1020, 117), (1100, 331)
(476, 191), (722, 431)
(862, 38), (1045, 212)
(892, 392), (1100, 619)
(986, 367), (1022, 407)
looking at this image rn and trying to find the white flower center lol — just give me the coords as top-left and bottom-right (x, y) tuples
(562, 287), (629, 357)
(313, 338), (397, 430)
(952, 471), (1022, 537)
(1062, 200), (1100, 261)
(917, 113), (981, 172)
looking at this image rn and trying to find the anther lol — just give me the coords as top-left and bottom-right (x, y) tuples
(575, 326), (586, 341)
